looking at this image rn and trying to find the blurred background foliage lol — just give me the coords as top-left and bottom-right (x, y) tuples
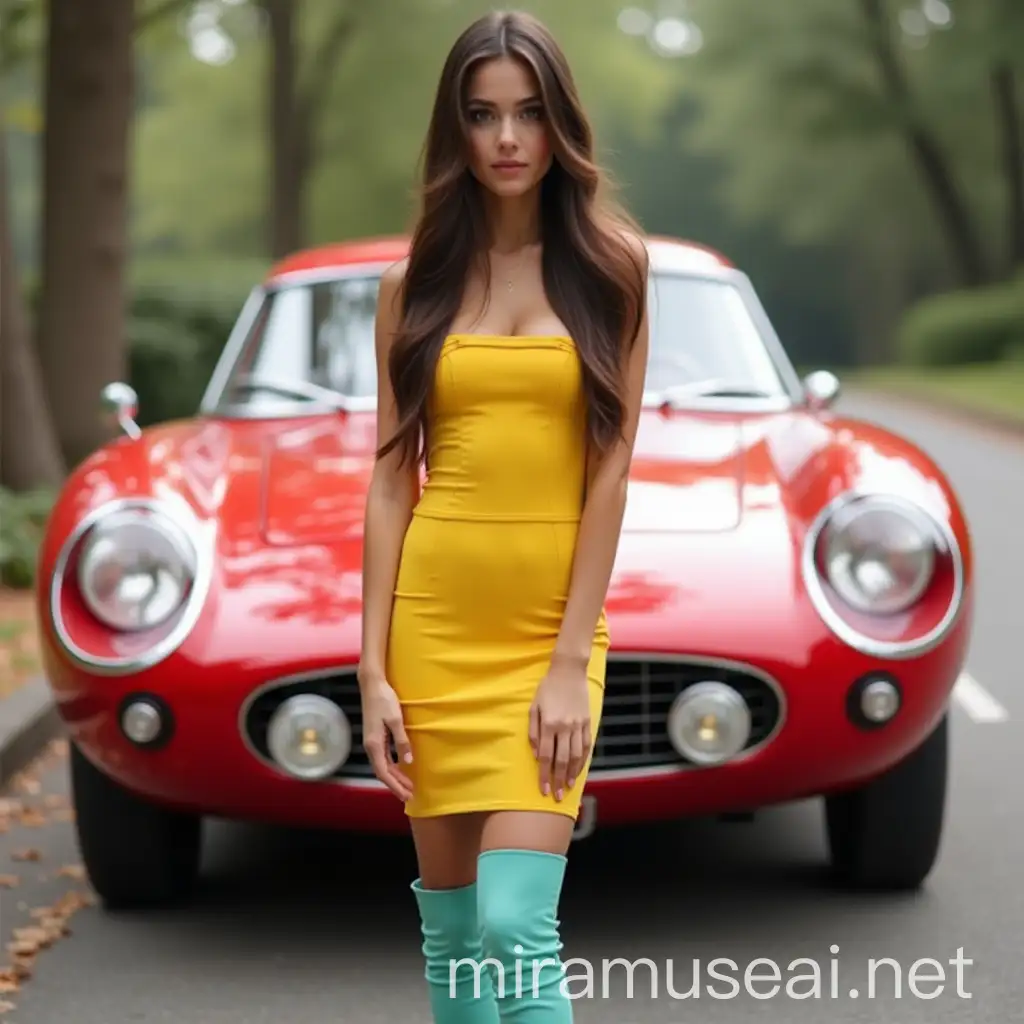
(8, 1), (1023, 379)
(1, 0), (1023, 582)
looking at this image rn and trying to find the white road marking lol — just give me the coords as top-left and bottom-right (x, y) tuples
(953, 672), (1009, 723)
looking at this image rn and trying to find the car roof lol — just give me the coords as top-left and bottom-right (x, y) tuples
(265, 233), (734, 283)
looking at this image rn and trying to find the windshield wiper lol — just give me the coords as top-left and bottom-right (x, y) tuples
(693, 386), (775, 398)
(228, 374), (349, 409)
(653, 380), (775, 404)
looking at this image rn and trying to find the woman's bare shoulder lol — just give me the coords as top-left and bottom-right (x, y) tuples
(377, 257), (409, 319)
(380, 256), (409, 293)
(375, 258), (409, 344)
(615, 223), (649, 272)
(595, 208), (649, 274)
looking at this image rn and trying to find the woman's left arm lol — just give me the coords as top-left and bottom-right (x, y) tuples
(530, 237), (650, 799)
(552, 293), (649, 669)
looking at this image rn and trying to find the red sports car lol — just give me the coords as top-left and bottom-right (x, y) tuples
(36, 235), (972, 909)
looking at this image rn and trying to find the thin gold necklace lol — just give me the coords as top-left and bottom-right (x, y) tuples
(498, 247), (530, 291)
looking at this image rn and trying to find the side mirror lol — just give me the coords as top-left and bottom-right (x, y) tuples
(802, 370), (841, 411)
(101, 381), (141, 439)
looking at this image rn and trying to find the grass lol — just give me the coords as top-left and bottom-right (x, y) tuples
(0, 589), (41, 699)
(843, 362), (1024, 423)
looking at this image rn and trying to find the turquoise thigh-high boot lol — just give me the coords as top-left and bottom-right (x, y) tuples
(476, 849), (574, 1022)
(412, 879), (501, 1023)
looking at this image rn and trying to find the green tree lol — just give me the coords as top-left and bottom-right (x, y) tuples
(677, 0), (1022, 287)
(131, 0), (681, 259)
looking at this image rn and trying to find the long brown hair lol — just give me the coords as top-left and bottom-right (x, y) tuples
(378, 10), (647, 466)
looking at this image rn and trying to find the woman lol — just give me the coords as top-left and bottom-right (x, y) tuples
(357, 10), (649, 1021)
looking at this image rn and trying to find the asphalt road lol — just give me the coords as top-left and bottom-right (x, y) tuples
(1, 391), (1020, 1023)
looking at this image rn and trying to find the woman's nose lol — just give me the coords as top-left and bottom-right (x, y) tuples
(498, 116), (517, 146)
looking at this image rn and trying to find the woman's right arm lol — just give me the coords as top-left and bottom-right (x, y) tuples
(357, 258), (418, 797)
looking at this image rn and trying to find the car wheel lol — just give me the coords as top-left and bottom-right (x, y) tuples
(824, 713), (947, 891)
(70, 741), (203, 910)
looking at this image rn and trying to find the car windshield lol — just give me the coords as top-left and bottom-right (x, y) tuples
(209, 268), (792, 414)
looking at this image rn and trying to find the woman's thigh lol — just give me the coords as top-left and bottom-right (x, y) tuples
(410, 811), (488, 889)
(479, 810), (575, 857)
(410, 809), (576, 889)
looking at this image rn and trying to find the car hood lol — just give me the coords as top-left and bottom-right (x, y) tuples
(69, 408), (840, 549)
(254, 410), (754, 544)
(622, 410), (747, 533)
(52, 405), (961, 669)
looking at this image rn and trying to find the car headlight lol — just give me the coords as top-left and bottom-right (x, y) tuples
(77, 507), (197, 631)
(821, 497), (937, 615)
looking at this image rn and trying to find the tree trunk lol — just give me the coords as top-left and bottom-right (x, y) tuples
(264, 0), (303, 257)
(262, 0), (356, 258)
(0, 125), (66, 491)
(991, 64), (1024, 271)
(858, 0), (989, 287)
(35, 0), (135, 469)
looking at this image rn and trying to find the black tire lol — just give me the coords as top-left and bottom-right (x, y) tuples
(824, 713), (948, 891)
(70, 741), (203, 910)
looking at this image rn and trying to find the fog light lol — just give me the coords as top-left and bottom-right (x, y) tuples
(860, 678), (900, 722)
(666, 682), (751, 765)
(267, 694), (351, 780)
(121, 698), (165, 746)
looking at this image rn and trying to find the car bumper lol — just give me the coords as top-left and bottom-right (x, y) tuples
(44, 607), (969, 832)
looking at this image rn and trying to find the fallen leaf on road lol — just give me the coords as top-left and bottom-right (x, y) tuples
(0, 746), (93, 1010)
(56, 890), (94, 913)
(18, 808), (47, 828)
(12, 955), (34, 981)
(12, 926), (53, 952)
(38, 917), (69, 941)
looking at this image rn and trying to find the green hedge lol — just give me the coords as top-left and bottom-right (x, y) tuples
(0, 486), (55, 588)
(3, 260), (268, 587)
(126, 258), (268, 426)
(896, 273), (1024, 367)
(23, 257), (268, 429)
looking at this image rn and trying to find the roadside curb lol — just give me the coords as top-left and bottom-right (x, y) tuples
(845, 386), (1024, 443)
(0, 676), (62, 788)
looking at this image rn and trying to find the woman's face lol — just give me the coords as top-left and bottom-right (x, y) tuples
(464, 56), (553, 198)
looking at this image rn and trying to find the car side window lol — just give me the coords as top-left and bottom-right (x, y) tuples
(312, 277), (379, 399)
(249, 287), (313, 381)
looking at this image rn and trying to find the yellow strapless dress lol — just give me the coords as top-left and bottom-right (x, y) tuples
(386, 334), (609, 821)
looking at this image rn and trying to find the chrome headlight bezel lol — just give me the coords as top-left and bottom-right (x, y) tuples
(76, 506), (198, 632)
(50, 497), (215, 676)
(801, 490), (965, 660)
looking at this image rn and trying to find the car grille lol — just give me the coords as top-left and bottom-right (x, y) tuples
(242, 658), (783, 780)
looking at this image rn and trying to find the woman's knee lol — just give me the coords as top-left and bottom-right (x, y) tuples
(476, 847), (568, 961)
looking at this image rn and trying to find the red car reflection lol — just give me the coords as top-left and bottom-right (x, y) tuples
(36, 235), (973, 909)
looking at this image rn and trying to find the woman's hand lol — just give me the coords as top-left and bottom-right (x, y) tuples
(359, 676), (414, 802)
(529, 654), (592, 801)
